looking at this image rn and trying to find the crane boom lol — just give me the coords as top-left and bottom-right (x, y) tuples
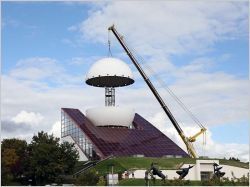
(108, 25), (201, 158)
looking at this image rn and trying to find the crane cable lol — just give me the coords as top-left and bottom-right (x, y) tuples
(108, 31), (207, 156)
(136, 51), (207, 149)
(144, 57), (208, 151)
(128, 45), (205, 129)
(108, 30), (113, 57)
(108, 32), (206, 148)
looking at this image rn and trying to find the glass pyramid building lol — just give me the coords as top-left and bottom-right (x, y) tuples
(61, 108), (189, 160)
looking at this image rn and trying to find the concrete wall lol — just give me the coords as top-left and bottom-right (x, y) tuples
(61, 136), (88, 161)
(221, 165), (249, 179)
(125, 160), (249, 181)
(194, 160), (219, 180)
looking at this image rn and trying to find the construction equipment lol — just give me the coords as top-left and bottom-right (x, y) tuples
(108, 25), (206, 158)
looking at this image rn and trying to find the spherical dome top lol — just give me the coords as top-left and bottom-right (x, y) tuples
(86, 106), (135, 127)
(86, 57), (134, 87)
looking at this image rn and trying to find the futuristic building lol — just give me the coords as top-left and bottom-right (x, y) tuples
(61, 57), (188, 161)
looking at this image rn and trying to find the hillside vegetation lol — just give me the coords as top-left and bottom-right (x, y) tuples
(118, 179), (249, 186)
(92, 157), (249, 176)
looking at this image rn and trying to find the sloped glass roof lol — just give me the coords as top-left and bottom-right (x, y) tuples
(62, 108), (189, 158)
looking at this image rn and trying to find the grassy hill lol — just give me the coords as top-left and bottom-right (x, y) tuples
(118, 179), (249, 186)
(90, 157), (249, 176)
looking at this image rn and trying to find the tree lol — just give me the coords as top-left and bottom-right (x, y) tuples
(1, 132), (79, 185)
(2, 149), (19, 168)
(1, 138), (28, 185)
(1, 148), (19, 185)
(60, 141), (79, 174)
(229, 157), (240, 162)
(1, 138), (27, 157)
(26, 131), (79, 185)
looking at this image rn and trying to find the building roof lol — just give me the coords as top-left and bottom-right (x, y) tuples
(62, 108), (189, 158)
(85, 57), (134, 87)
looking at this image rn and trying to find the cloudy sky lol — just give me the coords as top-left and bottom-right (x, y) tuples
(2, 1), (249, 161)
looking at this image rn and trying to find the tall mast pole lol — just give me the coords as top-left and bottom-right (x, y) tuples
(108, 25), (197, 158)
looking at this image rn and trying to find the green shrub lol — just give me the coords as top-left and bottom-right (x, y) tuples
(97, 176), (106, 186)
(75, 169), (99, 186)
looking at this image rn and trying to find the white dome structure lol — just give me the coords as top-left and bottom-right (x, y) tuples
(86, 107), (135, 127)
(86, 57), (134, 87)
(85, 57), (135, 127)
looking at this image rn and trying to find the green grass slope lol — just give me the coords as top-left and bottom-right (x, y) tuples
(118, 179), (249, 186)
(91, 157), (248, 176)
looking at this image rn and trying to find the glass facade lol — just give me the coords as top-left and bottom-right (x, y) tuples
(61, 108), (189, 159)
(61, 110), (93, 158)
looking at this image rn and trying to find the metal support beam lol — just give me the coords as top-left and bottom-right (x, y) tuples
(105, 87), (115, 106)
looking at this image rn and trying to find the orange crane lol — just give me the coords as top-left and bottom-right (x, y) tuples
(108, 25), (206, 158)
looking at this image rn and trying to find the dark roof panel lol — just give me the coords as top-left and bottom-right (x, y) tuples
(62, 108), (189, 158)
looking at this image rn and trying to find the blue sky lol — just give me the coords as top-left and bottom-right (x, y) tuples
(2, 1), (249, 160)
(3, 2), (248, 76)
(2, 2), (97, 73)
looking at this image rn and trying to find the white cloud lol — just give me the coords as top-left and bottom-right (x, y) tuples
(50, 121), (61, 138)
(2, 111), (44, 142)
(178, 57), (213, 73)
(1, 59), (104, 140)
(116, 70), (249, 127)
(72, 0), (249, 127)
(2, 1), (248, 161)
(67, 25), (78, 32)
(69, 57), (85, 65)
(61, 38), (75, 46)
(10, 57), (63, 81)
(148, 112), (249, 161)
(12, 110), (44, 126)
(2, 55), (248, 160)
(78, 1), (248, 55)
(8, 57), (86, 87)
(68, 56), (102, 66)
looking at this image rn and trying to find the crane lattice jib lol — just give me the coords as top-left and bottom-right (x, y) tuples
(108, 25), (206, 158)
